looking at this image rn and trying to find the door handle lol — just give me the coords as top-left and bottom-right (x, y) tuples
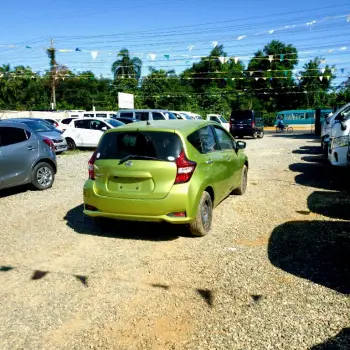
(205, 159), (213, 164)
(28, 146), (36, 150)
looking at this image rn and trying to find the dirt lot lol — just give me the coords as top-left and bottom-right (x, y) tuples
(1, 133), (349, 350)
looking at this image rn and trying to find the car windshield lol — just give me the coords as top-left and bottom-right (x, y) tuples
(106, 119), (124, 127)
(21, 120), (55, 132)
(97, 131), (182, 162)
(180, 113), (192, 120)
(163, 112), (177, 120)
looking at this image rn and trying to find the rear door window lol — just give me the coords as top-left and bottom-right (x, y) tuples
(152, 112), (165, 120)
(135, 112), (149, 121)
(74, 120), (91, 129)
(119, 112), (134, 119)
(187, 126), (219, 154)
(97, 131), (182, 161)
(96, 114), (107, 118)
(0, 127), (30, 146)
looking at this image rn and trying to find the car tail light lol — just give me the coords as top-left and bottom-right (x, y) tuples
(174, 150), (196, 184)
(54, 122), (59, 127)
(88, 150), (98, 180)
(43, 137), (55, 151)
(252, 121), (255, 128)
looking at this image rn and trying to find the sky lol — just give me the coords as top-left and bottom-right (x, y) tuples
(0, 0), (349, 86)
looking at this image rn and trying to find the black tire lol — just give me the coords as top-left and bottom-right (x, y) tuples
(66, 138), (76, 150)
(276, 127), (282, 133)
(31, 162), (55, 190)
(258, 131), (264, 139)
(252, 132), (258, 139)
(189, 191), (213, 237)
(232, 165), (248, 195)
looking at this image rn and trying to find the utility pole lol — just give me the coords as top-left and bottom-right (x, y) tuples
(50, 38), (57, 110)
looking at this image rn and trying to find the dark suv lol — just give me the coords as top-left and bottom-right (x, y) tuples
(230, 110), (264, 139)
(0, 121), (57, 191)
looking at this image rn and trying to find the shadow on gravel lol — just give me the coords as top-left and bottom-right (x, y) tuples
(309, 328), (350, 349)
(289, 159), (350, 192)
(268, 220), (350, 294)
(64, 204), (183, 241)
(308, 191), (350, 220)
(292, 145), (321, 155)
(271, 133), (317, 140)
(0, 184), (30, 198)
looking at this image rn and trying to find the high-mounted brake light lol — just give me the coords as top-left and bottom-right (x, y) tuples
(88, 150), (98, 180)
(174, 150), (196, 184)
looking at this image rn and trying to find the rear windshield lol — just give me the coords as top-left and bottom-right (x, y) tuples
(97, 131), (182, 162)
(20, 120), (55, 132)
(230, 110), (254, 122)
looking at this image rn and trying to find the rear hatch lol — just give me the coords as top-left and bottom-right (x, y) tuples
(230, 110), (254, 129)
(93, 130), (182, 199)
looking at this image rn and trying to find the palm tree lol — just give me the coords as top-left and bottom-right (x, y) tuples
(111, 48), (142, 80)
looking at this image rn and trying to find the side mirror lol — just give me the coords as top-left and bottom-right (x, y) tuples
(236, 141), (246, 150)
(101, 126), (107, 131)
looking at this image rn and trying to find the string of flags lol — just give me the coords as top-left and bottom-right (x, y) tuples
(0, 72), (344, 82)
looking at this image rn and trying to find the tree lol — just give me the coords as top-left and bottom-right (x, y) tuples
(298, 57), (335, 108)
(246, 40), (299, 112)
(111, 49), (142, 81)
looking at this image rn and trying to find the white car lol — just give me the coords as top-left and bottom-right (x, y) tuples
(171, 111), (192, 120)
(55, 116), (79, 132)
(62, 117), (124, 150)
(207, 114), (230, 131)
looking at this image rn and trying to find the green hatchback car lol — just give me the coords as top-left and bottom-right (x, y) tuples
(83, 120), (248, 236)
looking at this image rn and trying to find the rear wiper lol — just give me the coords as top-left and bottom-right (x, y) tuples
(118, 155), (160, 165)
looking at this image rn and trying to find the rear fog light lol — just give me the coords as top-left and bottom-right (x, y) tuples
(85, 204), (98, 211)
(167, 211), (186, 217)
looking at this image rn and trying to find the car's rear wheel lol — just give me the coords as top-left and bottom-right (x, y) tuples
(252, 132), (258, 139)
(232, 165), (248, 195)
(189, 191), (213, 237)
(31, 162), (55, 190)
(258, 131), (264, 138)
(66, 138), (76, 150)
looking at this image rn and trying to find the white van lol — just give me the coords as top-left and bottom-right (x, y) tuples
(116, 109), (177, 121)
(77, 111), (118, 119)
(327, 102), (350, 167)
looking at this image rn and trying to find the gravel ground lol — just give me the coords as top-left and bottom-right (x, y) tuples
(0, 132), (349, 350)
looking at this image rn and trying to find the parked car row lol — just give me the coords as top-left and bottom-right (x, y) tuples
(321, 102), (350, 167)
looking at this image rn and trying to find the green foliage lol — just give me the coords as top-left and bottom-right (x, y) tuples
(0, 41), (347, 113)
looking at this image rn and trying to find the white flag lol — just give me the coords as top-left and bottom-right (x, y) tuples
(237, 36), (246, 40)
(91, 51), (98, 60)
(212, 41), (218, 48)
(234, 56), (239, 64)
(187, 45), (194, 51)
(319, 76), (323, 81)
(268, 55), (274, 62)
(268, 30), (274, 35)
(148, 53), (156, 61)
